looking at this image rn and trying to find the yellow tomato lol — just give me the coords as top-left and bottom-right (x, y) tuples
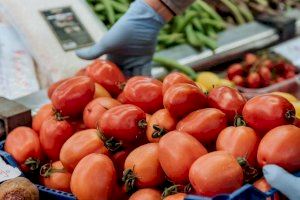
(195, 82), (208, 93)
(271, 92), (298, 103)
(219, 79), (235, 88)
(94, 83), (111, 98)
(196, 72), (220, 91)
(292, 102), (300, 119)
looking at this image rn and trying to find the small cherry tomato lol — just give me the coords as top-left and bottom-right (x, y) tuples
(208, 86), (246, 122)
(100, 104), (147, 144)
(83, 97), (121, 129)
(259, 67), (272, 87)
(60, 129), (108, 172)
(71, 153), (116, 200)
(232, 75), (245, 87)
(40, 161), (72, 192)
(123, 76), (163, 114)
(247, 72), (261, 88)
(189, 151), (243, 197)
(32, 103), (53, 133)
(243, 94), (295, 134)
(94, 83), (111, 98)
(51, 76), (95, 117)
(164, 83), (207, 119)
(5, 127), (43, 172)
(158, 131), (207, 184)
(164, 193), (186, 200)
(227, 64), (244, 80)
(162, 72), (196, 94)
(86, 59), (126, 97)
(47, 78), (69, 99)
(253, 178), (280, 200)
(146, 109), (177, 143)
(129, 189), (161, 200)
(216, 126), (259, 166)
(177, 108), (227, 145)
(123, 143), (165, 191)
(257, 125), (300, 172)
(245, 53), (257, 66)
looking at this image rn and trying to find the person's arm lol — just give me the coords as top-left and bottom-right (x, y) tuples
(161, 0), (195, 15)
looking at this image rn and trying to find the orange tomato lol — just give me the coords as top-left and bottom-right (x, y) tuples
(146, 109), (177, 143)
(60, 129), (108, 172)
(94, 83), (111, 98)
(41, 161), (72, 192)
(189, 151), (243, 197)
(71, 153), (116, 200)
(129, 188), (161, 200)
(32, 104), (53, 133)
(253, 178), (280, 200)
(159, 131), (207, 183)
(164, 193), (186, 200)
(216, 126), (260, 166)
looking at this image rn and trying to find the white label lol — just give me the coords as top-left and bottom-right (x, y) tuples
(0, 157), (22, 182)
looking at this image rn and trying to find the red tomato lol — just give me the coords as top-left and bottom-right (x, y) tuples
(83, 97), (121, 129)
(112, 184), (128, 200)
(163, 83), (207, 119)
(158, 131), (207, 184)
(245, 53), (257, 66)
(123, 76), (163, 114)
(247, 72), (261, 88)
(51, 76), (95, 117)
(227, 64), (244, 80)
(259, 67), (272, 87)
(208, 86), (246, 122)
(5, 127), (43, 172)
(32, 103), (53, 133)
(71, 153), (116, 200)
(294, 118), (300, 128)
(216, 126), (259, 166)
(243, 94), (295, 134)
(285, 71), (296, 79)
(263, 59), (273, 70)
(47, 78), (69, 99)
(40, 161), (72, 192)
(124, 143), (165, 190)
(129, 189), (161, 200)
(86, 59), (126, 97)
(100, 104), (146, 144)
(162, 72), (196, 94)
(257, 125), (300, 172)
(177, 108), (227, 144)
(111, 150), (130, 183)
(232, 75), (245, 87)
(146, 109), (177, 143)
(189, 151), (243, 196)
(276, 76), (285, 83)
(117, 92), (128, 104)
(67, 119), (87, 132)
(164, 193), (186, 200)
(40, 116), (73, 161)
(253, 178), (280, 200)
(60, 129), (108, 172)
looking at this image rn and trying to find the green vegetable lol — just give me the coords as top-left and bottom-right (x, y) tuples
(221, 0), (246, 24)
(102, 0), (116, 25)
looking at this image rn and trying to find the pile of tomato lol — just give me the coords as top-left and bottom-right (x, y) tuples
(4, 59), (300, 200)
(227, 53), (298, 88)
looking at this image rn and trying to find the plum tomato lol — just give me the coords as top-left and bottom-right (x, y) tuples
(129, 189), (161, 200)
(162, 72), (196, 94)
(123, 76), (163, 114)
(163, 83), (207, 119)
(32, 103), (53, 133)
(242, 94), (296, 134)
(51, 76), (95, 117)
(47, 78), (70, 99)
(176, 108), (227, 145)
(94, 83), (112, 98)
(227, 64), (244, 80)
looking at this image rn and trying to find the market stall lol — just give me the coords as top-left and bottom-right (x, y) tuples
(0, 0), (300, 200)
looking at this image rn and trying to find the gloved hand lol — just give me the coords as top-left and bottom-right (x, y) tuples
(263, 165), (300, 200)
(76, 0), (166, 77)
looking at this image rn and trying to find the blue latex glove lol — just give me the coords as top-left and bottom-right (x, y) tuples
(263, 165), (300, 200)
(76, 0), (165, 77)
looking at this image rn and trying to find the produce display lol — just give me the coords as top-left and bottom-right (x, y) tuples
(227, 52), (298, 88)
(2, 59), (300, 200)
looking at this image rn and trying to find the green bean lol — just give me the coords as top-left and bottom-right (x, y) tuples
(111, 1), (129, 13)
(102, 0), (116, 25)
(94, 4), (104, 12)
(175, 11), (198, 32)
(221, 0), (245, 24)
(192, 19), (204, 32)
(196, 32), (218, 50)
(185, 25), (203, 49)
(196, 0), (224, 22)
(199, 18), (226, 29)
(237, 3), (254, 22)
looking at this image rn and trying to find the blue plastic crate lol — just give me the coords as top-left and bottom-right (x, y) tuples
(0, 141), (76, 200)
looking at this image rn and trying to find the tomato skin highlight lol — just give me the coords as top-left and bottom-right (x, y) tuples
(40, 117), (73, 161)
(4, 127), (43, 172)
(51, 76), (95, 117)
(71, 153), (116, 200)
(100, 104), (146, 144)
(129, 188), (161, 200)
(177, 108), (227, 144)
(32, 103), (53, 133)
(83, 97), (121, 129)
(60, 129), (108, 172)
(208, 86), (246, 122)
(146, 109), (177, 143)
(158, 131), (207, 184)
(41, 161), (72, 192)
(257, 125), (300, 172)
(243, 94), (296, 135)
(123, 76), (163, 114)
(189, 151), (243, 197)
(86, 59), (126, 97)
(124, 143), (165, 188)
(164, 83), (207, 119)
(162, 72), (196, 94)
(216, 126), (260, 166)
